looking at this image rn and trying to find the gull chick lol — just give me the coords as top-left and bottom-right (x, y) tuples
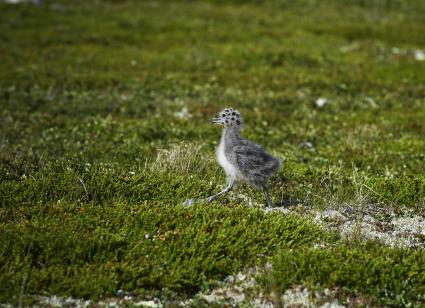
(208, 107), (280, 206)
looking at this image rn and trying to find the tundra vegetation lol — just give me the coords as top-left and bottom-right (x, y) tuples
(0, 0), (424, 306)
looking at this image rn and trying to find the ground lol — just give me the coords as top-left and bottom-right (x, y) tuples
(0, 0), (425, 306)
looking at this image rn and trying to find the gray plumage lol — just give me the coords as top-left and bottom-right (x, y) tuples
(207, 107), (280, 206)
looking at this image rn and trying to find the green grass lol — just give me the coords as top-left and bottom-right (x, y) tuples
(1, 203), (329, 304)
(271, 241), (425, 306)
(1, 0), (425, 305)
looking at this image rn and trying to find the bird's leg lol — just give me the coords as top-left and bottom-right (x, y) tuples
(262, 185), (273, 207)
(207, 179), (234, 203)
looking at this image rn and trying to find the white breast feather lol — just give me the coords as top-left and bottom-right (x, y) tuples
(217, 139), (240, 181)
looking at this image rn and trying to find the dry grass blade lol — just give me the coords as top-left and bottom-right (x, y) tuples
(149, 143), (213, 175)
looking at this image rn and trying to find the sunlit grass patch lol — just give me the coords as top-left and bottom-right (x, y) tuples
(270, 242), (425, 306)
(149, 143), (214, 175)
(0, 202), (330, 305)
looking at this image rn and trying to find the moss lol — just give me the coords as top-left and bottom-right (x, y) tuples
(271, 242), (425, 306)
(1, 0), (425, 304)
(0, 203), (328, 303)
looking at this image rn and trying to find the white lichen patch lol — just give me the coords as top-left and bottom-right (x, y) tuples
(296, 205), (425, 248)
(315, 97), (329, 108)
(197, 269), (258, 305)
(262, 188), (424, 249)
(282, 287), (344, 308)
(27, 283), (346, 308)
(185, 265), (345, 308)
(385, 46), (425, 61)
(34, 295), (91, 307)
(34, 294), (164, 308)
(414, 50), (425, 61)
(174, 107), (192, 119)
(337, 211), (424, 248)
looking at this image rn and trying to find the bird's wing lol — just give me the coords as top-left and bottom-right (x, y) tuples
(234, 141), (279, 185)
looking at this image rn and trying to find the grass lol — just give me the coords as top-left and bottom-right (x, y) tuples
(0, 0), (425, 305)
(271, 241), (425, 306)
(1, 202), (329, 304)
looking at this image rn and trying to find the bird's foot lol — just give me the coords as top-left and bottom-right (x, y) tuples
(207, 196), (215, 203)
(183, 198), (196, 206)
(184, 197), (211, 206)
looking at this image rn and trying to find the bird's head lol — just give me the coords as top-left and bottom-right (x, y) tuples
(212, 107), (243, 129)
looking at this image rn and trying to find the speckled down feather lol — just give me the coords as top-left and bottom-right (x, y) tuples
(208, 107), (280, 206)
(233, 140), (280, 187)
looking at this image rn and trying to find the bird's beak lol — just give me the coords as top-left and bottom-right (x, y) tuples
(211, 116), (221, 124)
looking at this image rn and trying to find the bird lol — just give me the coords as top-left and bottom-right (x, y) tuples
(207, 107), (280, 207)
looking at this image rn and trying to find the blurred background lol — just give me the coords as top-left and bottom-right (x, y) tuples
(1, 0), (424, 206)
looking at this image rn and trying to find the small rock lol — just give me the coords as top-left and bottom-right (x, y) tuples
(414, 50), (425, 61)
(364, 96), (378, 108)
(174, 107), (192, 119)
(315, 97), (328, 108)
(300, 141), (314, 149)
